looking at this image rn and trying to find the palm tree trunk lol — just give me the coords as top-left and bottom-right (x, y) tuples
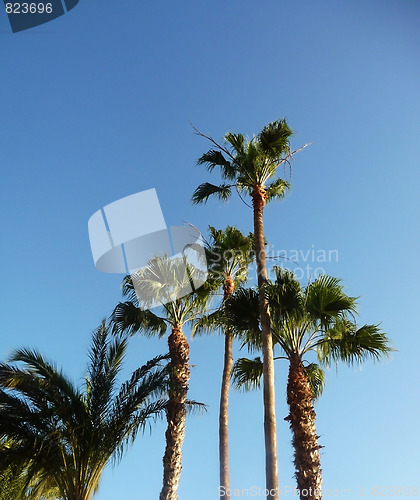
(219, 281), (234, 496)
(252, 187), (279, 499)
(160, 324), (190, 500)
(286, 357), (322, 499)
(219, 330), (233, 497)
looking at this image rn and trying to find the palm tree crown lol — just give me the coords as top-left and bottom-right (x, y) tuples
(192, 119), (297, 205)
(111, 256), (210, 500)
(0, 322), (169, 500)
(230, 267), (392, 499)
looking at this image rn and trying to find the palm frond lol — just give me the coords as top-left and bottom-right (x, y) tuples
(192, 182), (233, 204)
(265, 178), (291, 202)
(185, 399), (208, 415)
(226, 288), (262, 351)
(304, 363), (325, 400)
(318, 322), (393, 366)
(306, 275), (357, 323)
(0, 323), (170, 499)
(197, 150), (236, 180)
(191, 309), (225, 337)
(258, 119), (293, 157)
(111, 301), (167, 338)
(224, 132), (245, 155)
(231, 357), (263, 391)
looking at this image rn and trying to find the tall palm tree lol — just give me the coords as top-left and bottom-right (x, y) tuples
(111, 256), (209, 500)
(0, 322), (168, 500)
(192, 120), (306, 498)
(193, 226), (254, 495)
(229, 268), (392, 499)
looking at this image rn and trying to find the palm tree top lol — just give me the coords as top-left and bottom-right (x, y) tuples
(204, 225), (254, 287)
(112, 255), (212, 337)
(0, 321), (169, 500)
(192, 120), (309, 205)
(230, 267), (393, 366)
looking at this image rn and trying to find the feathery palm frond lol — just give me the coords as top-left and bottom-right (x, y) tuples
(0, 322), (169, 500)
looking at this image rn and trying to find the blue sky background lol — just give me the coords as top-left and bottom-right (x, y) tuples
(1, 0), (419, 498)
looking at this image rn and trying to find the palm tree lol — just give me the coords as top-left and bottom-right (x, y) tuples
(229, 268), (393, 499)
(192, 120), (306, 498)
(111, 255), (209, 500)
(0, 458), (59, 500)
(193, 226), (254, 495)
(0, 322), (168, 500)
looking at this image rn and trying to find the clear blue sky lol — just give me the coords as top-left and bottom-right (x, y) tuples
(1, 1), (419, 498)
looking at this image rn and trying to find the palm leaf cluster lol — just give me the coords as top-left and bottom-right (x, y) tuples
(192, 120), (295, 205)
(0, 322), (169, 500)
(227, 267), (392, 498)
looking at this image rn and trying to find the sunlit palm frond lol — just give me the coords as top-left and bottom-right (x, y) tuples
(304, 363), (325, 400)
(318, 320), (393, 366)
(265, 178), (291, 202)
(306, 275), (357, 323)
(205, 225), (254, 287)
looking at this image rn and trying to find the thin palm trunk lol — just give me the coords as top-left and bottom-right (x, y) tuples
(219, 330), (233, 496)
(286, 357), (322, 499)
(219, 280), (235, 496)
(252, 187), (279, 499)
(160, 324), (190, 500)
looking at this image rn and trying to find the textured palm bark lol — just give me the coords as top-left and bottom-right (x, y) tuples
(219, 279), (234, 497)
(286, 358), (322, 499)
(160, 324), (190, 500)
(251, 187), (279, 500)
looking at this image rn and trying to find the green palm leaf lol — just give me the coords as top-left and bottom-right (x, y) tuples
(0, 321), (169, 500)
(231, 357), (263, 391)
(192, 182), (233, 204)
(304, 363), (325, 400)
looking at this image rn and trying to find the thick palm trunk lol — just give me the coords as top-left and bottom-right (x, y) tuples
(286, 357), (322, 499)
(252, 187), (279, 499)
(219, 280), (235, 496)
(160, 324), (190, 500)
